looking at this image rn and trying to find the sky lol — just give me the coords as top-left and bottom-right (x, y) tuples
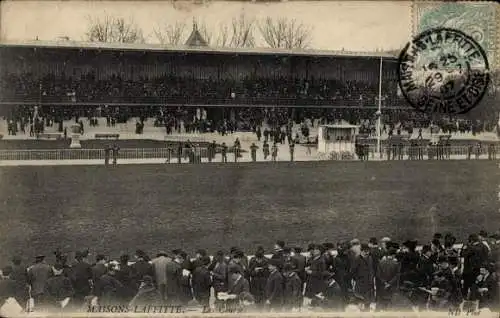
(0, 0), (412, 52)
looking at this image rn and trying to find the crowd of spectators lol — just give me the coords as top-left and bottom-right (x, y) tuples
(3, 103), (495, 143)
(0, 231), (498, 314)
(1, 71), (402, 107)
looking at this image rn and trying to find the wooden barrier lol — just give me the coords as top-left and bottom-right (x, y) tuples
(37, 133), (63, 140)
(94, 133), (120, 140)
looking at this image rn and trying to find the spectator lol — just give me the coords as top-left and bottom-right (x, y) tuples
(27, 255), (52, 304)
(151, 251), (170, 301)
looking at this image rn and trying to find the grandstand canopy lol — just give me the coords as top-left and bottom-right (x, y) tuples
(0, 39), (398, 60)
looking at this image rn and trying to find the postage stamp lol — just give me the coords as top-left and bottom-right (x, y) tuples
(412, 1), (499, 69)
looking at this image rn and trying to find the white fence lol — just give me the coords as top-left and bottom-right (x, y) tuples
(0, 148), (210, 161)
(0, 145), (496, 161)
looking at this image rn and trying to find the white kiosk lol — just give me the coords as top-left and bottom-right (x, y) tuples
(69, 124), (82, 148)
(317, 124), (359, 158)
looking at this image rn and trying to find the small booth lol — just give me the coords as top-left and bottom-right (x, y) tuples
(317, 124), (359, 157)
(69, 124), (82, 148)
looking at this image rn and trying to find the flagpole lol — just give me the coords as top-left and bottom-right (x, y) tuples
(377, 56), (383, 158)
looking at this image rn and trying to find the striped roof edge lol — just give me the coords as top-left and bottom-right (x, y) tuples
(0, 39), (399, 59)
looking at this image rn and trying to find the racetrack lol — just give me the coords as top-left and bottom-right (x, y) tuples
(0, 161), (497, 263)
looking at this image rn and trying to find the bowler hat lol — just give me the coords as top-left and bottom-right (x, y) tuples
(350, 239), (361, 247)
(233, 250), (244, 258)
(157, 251), (169, 257)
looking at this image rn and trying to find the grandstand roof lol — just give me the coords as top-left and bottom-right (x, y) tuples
(0, 39), (398, 59)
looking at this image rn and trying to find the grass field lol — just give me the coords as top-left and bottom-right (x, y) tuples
(0, 161), (498, 264)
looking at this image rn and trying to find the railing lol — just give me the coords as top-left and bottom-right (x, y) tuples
(0, 145), (496, 161)
(0, 147), (210, 161)
(345, 145), (498, 160)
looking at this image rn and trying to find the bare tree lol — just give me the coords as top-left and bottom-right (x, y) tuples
(86, 15), (144, 43)
(258, 17), (312, 49)
(213, 14), (255, 48)
(228, 13), (255, 48)
(216, 23), (231, 47)
(194, 19), (213, 45)
(154, 21), (187, 45)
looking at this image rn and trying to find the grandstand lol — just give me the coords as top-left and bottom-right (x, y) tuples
(0, 39), (401, 108)
(0, 40), (497, 162)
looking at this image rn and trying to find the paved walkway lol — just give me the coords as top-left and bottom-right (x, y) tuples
(2, 117), (499, 142)
(0, 155), (494, 166)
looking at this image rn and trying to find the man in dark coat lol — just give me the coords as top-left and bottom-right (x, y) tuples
(43, 264), (75, 311)
(94, 264), (126, 306)
(104, 145), (111, 166)
(179, 251), (194, 305)
(112, 144), (120, 165)
(210, 251), (228, 296)
(292, 247), (306, 290)
(368, 237), (384, 273)
(322, 243), (336, 273)
(333, 243), (352, 303)
(398, 240), (420, 285)
(227, 266), (250, 296)
(351, 244), (375, 309)
(471, 263), (498, 310)
(462, 234), (490, 297)
(429, 256), (462, 310)
(282, 247), (299, 273)
(131, 250), (153, 291)
(271, 240), (286, 269)
(265, 259), (283, 311)
(9, 256), (28, 306)
(70, 251), (93, 306)
(305, 244), (328, 299)
(282, 263), (302, 310)
(92, 254), (108, 286)
(115, 254), (135, 302)
(27, 255), (52, 305)
(165, 250), (184, 306)
(192, 256), (212, 308)
(376, 243), (401, 311)
(248, 247), (269, 306)
(416, 245), (436, 288)
(192, 249), (208, 270)
(207, 141), (217, 162)
(228, 250), (248, 279)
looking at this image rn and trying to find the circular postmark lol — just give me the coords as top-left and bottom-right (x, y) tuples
(398, 27), (490, 114)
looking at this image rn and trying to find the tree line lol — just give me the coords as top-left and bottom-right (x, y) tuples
(84, 13), (313, 49)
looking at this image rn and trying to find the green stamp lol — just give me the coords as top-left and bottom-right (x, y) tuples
(413, 2), (498, 69)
